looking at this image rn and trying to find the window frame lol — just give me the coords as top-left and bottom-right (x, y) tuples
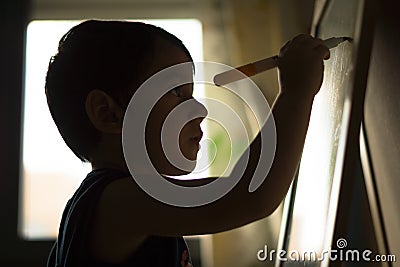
(1, 0), (225, 264)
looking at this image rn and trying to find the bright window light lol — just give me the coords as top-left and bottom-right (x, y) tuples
(283, 37), (353, 259)
(21, 19), (204, 239)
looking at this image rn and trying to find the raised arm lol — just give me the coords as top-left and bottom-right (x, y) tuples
(92, 34), (330, 247)
(216, 34), (331, 221)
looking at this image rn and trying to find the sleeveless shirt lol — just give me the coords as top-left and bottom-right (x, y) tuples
(47, 168), (192, 267)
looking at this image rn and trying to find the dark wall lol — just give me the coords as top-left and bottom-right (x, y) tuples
(363, 0), (400, 260)
(0, 0), (30, 251)
(332, 0), (400, 265)
(0, 1), (52, 266)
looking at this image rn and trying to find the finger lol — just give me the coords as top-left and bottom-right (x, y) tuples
(301, 36), (324, 49)
(312, 38), (325, 47)
(292, 33), (313, 43)
(314, 44), (330, 60)
(279, 39), (292, 56)
(281, 39), (291, 50)
(279, 35), (308, 56)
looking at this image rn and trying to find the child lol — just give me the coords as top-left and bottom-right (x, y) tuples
(45, 20), (329, 266)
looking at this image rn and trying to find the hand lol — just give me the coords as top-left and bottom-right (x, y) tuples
(277, 34), (330, 99)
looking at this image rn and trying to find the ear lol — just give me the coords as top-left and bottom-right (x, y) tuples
(85, 89), (124, 134)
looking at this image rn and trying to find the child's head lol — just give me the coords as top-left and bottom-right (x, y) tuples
(46, 20), (206, 174)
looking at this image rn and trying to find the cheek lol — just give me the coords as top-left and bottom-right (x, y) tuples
(147, 97), (177, 128)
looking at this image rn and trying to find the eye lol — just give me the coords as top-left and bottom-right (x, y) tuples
(169, 86), (182, 97)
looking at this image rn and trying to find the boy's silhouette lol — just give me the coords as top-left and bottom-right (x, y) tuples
(45, 20), (329, 266)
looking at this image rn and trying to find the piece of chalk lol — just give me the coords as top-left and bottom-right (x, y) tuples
(213, 37), (351, 86)
(323, 37), (352, 49)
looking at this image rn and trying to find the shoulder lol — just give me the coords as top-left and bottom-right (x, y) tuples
(89, 176), (147, 263)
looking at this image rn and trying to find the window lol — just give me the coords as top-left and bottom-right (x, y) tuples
(21, 19), (204, 239)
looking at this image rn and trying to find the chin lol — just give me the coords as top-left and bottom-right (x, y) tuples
(165, 158), (197, 176)
(169, 169), (192, 176)
(156, 146), (199, 176)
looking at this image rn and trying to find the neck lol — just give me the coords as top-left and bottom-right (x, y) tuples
(89, 135), (129, 173)
(91, 160), (129, 173)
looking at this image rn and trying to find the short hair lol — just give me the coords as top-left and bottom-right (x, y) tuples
(45, 20), (193, 162)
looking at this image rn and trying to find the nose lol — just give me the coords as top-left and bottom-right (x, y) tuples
(190, 98), (208, 121)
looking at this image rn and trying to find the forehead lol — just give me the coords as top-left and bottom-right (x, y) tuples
(151, 37), (193, 74)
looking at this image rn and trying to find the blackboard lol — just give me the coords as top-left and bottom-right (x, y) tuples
(276, 0), (375, 266)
